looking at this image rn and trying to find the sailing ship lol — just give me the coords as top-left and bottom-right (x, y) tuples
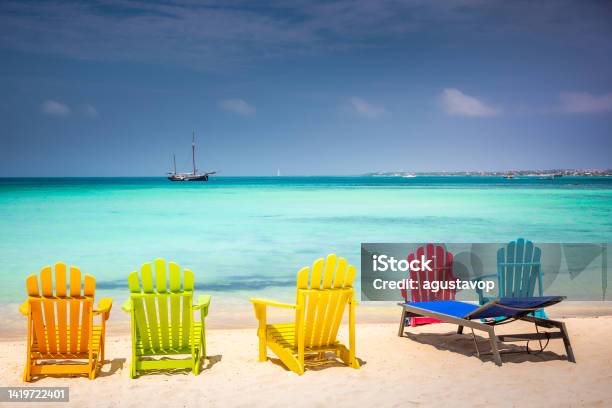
(167, 131), (216, 181)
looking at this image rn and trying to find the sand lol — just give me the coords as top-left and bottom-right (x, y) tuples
(1, 304), (612, 407)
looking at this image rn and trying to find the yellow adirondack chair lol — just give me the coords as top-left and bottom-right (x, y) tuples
(19, 262), (112, 381)
(250, 254), (359, 375)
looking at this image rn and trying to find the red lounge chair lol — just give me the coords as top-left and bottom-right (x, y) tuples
(400, 244), (456, 326)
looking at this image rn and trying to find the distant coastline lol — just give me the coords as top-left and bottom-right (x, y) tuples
(364, 169), (612, 177)
(1, 169), (612, 179)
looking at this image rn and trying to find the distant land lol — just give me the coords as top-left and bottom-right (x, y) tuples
(364, 169), (612, 177)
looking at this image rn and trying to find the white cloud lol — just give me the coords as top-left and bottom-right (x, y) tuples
(41, 100), (71, 116)
(348, 97), (388, 119)
(219, 99), (256, 115)
(558, 92), (612, 113)
(82, 104), (99, 118)
(441, 88), (500, 117)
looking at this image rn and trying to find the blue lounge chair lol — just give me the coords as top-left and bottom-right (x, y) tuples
(476, 238), (548, 318)
(398, 296), (575, 366)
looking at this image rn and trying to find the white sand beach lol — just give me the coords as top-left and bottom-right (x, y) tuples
(1, 304), (612, 408)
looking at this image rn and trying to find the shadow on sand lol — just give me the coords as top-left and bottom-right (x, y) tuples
(402, 330), (570, 364)
(28, 358), (126, 382)
(132, 354), (222, 377)
(268, 352), (366, 373)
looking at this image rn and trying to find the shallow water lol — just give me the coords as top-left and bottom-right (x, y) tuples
(1, 176), (611, 303)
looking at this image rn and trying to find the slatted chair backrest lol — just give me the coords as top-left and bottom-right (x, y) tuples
(25, 262), (95, 355)
(295, 254), (356, 349)
(401, 244), (456, 302)
(127, 259), (195, 352)
(497, 238), (543, 298)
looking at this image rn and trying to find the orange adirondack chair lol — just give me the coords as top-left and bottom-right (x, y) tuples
(19, 262), (112, 381)
(400, 244), (456, 326)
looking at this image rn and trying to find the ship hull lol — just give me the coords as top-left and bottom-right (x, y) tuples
(167, 174), (209, 181)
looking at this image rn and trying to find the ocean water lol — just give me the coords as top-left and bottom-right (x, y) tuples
(1, 176), (611, 304)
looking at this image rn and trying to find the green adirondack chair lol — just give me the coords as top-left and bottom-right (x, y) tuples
(121, 259), (211, 378)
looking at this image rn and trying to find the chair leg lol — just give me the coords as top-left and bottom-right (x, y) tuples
(192, 348), (201, 375)
(193, 326), (205, 375)
(89, 358), (96, 380)
(201, 327), (207, 361)
(488, 328), (502, 366)
(558, 322), (576, 363)
(337, 345), (360, 369)
(348, 300), (357, 368)
(94, 341), (105, 379)
(258, 330), (267, 362)
(397, 309), (407, 337)
(23, 359), (31, 382)
(130, 359), (137, 379)
(99, 340), (105, 366)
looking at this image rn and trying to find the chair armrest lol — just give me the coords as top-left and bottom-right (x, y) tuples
(19, 300), (29, 316)
(249, 298), (297, 309)
(121, 300), (132, 313)
(193, 295), (212, 310)
(250, 298), (298, 328)
(472, 274), (497, 305)
(93, 298), (113, 320)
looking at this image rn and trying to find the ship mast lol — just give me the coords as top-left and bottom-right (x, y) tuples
(192, 130), (196, 175)
(173, 154), (177, 175)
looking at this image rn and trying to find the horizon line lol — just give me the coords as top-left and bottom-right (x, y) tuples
(1, 171), (612, 179)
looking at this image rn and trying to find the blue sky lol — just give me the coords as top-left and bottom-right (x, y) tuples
(1, 0), (611, 176)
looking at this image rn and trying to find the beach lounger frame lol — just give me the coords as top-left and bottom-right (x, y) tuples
(397, 297), (576, 366)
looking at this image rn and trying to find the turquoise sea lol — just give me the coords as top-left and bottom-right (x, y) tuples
(1, 176), (611, 304)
